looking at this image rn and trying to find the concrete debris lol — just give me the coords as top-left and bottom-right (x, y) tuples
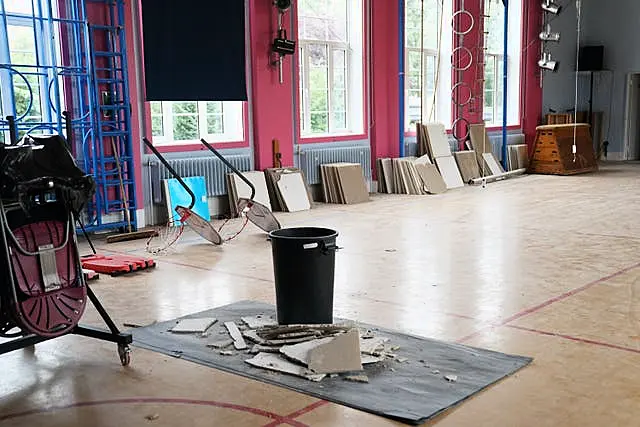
(396, 357), (408, 363)
(169, 318), (217, 334)
(249, 344), (282, 354)
(359, 336), (390, 356)
(308, 329), (362, 374)
(224, 321), (248, 350)
(432, 370), (440, 375)
(330, 374), (339, 378)
(220, 350), (234, 356)
(445, 375), (458, 382)
(206, 339), (233, 349)
(145, 413), (160, 421)
(241, 315), (278, 329)
(359, 329), (375, 339)
(344, 374), (369, 383)
(360, 354), (384, 365)
(245, 352), (325, 382)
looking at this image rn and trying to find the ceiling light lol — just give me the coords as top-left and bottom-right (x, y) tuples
(538, 52), (558, 71)
(542, 0), (562, 14)
(539, 24), (560, 42)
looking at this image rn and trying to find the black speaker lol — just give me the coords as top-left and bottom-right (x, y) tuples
(578, 46), (604, 71)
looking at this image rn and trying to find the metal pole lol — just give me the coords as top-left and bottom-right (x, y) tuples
(398, 0), (405, 157)
(501, 0), (509, 170)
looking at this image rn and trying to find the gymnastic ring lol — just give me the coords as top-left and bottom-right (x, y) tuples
(450, 46), (473, 71)
(451, 82), (473, 106)
(452, 10), (475, 35)
(452, 117), (470, 141)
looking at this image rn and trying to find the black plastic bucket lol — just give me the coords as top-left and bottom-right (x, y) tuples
(269, 227), (339, 325)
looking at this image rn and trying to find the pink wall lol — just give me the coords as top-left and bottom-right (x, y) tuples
(121, 0), (542, 208)
(370, 1), (400, 160)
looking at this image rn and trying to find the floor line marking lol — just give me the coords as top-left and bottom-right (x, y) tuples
(262, 400), (330, 427)
(0, 397), (307, 426)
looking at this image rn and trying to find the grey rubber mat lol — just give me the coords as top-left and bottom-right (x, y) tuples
(132, 300), (532, 425)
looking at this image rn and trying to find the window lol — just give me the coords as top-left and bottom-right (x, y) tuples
(0, 0), (60, 141)
(298, 0), (364, 137)
(483, 0), (521, 126)
(149, 101), (243, 144)
(404, 0), (453, 131)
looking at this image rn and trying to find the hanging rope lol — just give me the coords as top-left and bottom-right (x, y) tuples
(419, 0), (425, 125)
(429, 0), (445, 122)
(572, 0), (583, 163)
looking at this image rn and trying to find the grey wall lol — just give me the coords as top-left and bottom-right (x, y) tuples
(543, 0), (638, 158)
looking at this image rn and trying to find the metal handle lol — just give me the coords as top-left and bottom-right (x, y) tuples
(144, 138), (196, 210)
(200, 138), (256, 201)
(302, 242), (342, 254)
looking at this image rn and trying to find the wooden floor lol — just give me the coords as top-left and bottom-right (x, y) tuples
(2, 163), (640, 426)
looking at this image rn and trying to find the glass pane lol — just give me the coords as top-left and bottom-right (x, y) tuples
(13, 75), (39, 118)
(333, 69), (345, 88)
(332, 111), (347, 130)
(8, 26), (37, 66)
(302, 17), (326, 40)
(173, 115), (199, 140)
(173, 101), (197, 114)
(207, 115), (223, 134)
(299, 0), (325, 18)
(310, 112), (328, 133)
(333, 49), (346, 69)
(407, 51), (422, 74)
(152, 116), (163, 137)
(485, 0), (505, 54)
(310, 89), (328, 112)
(332, 89), (346, 111)
(308, 44), (328, 67)
(207, 101), (222, 114)
(5, 0), (32, 14)
(327, 14), (347, 42)
(309, 67), (328, 90)
(150, 101), (162, 114)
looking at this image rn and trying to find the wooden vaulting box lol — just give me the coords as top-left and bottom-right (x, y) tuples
(529, 124), (598, 175)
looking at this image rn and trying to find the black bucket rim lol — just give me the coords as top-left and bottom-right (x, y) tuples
(269, 227), (338, 240)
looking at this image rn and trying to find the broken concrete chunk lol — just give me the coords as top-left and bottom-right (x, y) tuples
(169, 318), (217, 334)
(241, 315), (277, 329)
(360, 354), (384, 365)
(359, 336), (390, 356)
(308, 329), (362, 374)
(245, 352), (325, 382)
(280, 336), (335, 366)
(396, 357), (408, 363)
(224, 321), (248, 350)
(359, 329), (375, 339)
(206, 339), (233, 349)
(219, 350), (234, 356)
(432, 370), (440, 375)
(250, 344), (281, 354)
(145, 413), (160, 421)
(445, 375), (458, 382)
(344, 374), (369, 383)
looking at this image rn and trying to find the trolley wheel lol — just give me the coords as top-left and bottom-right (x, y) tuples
(118, 344), (131, 366)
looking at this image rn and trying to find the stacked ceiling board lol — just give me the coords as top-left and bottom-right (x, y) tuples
(469, 123), (504, 177)
(423, 123), (464, 189)
(321, 163), (370, 204)
(453, 151), (481, 183)
(508, 144), (530, 171)
(226, 171), (272, 217)
(264, 168), (312, 212)
(376, 156), (446, 195)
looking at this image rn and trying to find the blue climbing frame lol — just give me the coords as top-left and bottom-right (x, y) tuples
(0, 0), (136, 233)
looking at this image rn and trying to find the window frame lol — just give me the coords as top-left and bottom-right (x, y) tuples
(483, 52), (504, 126)
(403, 0), (453, 133)
(482, 0), (522, 129)
(149, 100), (244, 146)
(296, 0), (366, 142)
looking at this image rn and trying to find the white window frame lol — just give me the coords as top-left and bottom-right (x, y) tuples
(483, 53), (504, 126)
(404, 0), (453, 131)
(150, 101), (244, 145)
(482, 0), (522, 127)
(405, 47), (437, 131)
(298, 0), (364, 138)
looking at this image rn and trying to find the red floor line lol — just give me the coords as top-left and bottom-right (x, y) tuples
(0, 397), (307, 426)
(501, 260), (640, 325)
(506, 324), (640, 355)
(262, 400), (330, 427)
(93, 246), (273, 283)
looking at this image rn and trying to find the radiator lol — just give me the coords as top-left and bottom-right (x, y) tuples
(150, 154), (251, 203)
(298, 145), (372, 185)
